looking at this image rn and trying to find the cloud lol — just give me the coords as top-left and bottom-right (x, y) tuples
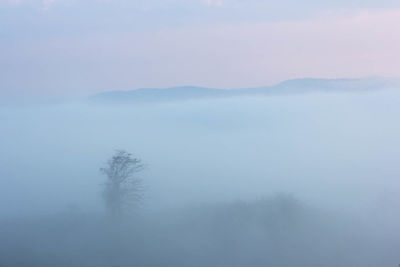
(3, 0), (22, 4)
(42, 0), (56, 10)
(205, 0), (223, 7)
(1, 0), (60, 10)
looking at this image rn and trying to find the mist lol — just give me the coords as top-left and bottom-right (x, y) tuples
(1, 89), (400, 266)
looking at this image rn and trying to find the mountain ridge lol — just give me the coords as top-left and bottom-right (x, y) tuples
(89, 77), (400, 104)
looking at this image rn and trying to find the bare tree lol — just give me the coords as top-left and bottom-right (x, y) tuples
(100, 150), (144, 218)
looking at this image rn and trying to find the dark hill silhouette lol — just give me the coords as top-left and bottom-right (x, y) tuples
(89, 77), (400, 103)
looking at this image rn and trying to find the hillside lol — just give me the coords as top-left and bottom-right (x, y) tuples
(89, 77), (400, 103)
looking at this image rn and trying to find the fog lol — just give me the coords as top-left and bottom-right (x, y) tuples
(1, 89), (400, 266)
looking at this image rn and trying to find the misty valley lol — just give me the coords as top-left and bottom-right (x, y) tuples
(1, 89), (400, 266)
(2, 0), (400, 264)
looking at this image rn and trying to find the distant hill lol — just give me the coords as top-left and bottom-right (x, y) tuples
(89, 78), (400, 104)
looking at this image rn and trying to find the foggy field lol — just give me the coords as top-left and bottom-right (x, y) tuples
(1, 90), (400, 266)
(2, 0), (400, 264)
(1, 195), (399, 267)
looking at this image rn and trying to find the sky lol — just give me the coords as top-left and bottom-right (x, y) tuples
(1, 0), (400, 100)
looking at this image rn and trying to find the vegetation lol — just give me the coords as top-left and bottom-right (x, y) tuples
(100, 150), (144, 218)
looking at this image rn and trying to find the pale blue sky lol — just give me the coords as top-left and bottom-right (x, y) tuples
(1, 0), (400, 100)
